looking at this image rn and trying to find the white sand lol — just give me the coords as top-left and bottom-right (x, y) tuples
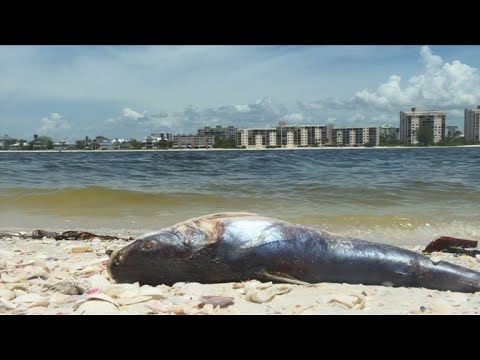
(1, 236), (480, 315)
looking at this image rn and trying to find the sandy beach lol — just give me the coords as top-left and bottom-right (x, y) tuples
(1, 234), (480, 315)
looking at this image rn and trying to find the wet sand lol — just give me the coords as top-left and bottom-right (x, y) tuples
(1, 235), (480, 315)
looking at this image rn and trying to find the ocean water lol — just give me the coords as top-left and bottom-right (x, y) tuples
(1, 148), (480, 245)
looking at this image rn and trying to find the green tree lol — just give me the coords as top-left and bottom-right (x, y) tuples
(213, 136), (237, 148)
(415, 127), (433, 146)
(379, 135), (404, 147)
(36, 136), (53, 150)
(130, 139), (142, 150)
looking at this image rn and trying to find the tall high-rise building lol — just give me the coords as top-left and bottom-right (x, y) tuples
(464, 106), (480, 142)
(400, 107), (445, 144)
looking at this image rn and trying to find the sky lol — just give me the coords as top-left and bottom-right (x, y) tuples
(1, 45), (480, 140)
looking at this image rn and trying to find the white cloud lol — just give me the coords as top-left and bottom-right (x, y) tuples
(122, 107), (147, 120)
(349, 113), (366, 122)
(234, 104), (251, 113)
(284, 113), (304, 122)
(350, 46), (480, 110)
(103, 98), (290, 137)
(37, 113), (71, 137)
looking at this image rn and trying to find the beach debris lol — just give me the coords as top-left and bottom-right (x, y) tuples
(31, 230), (60, 239)
(423, 236), (478, 254)
(0, 233), (11, 240)
(48, 282), (85, 295)
(430, 256), (442, 264)
(327, 294), (366, 310)
(244, 281), (292, 304)
(55, 231), (133, 241)
(70, 246), (94, 253)
(0, 289), (15, 300)
(199, 295), (234, 308)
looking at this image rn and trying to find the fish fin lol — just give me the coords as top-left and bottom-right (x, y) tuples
(258, 270), (310, 285)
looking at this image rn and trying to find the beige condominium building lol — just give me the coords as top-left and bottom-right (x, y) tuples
(332, 127), (379, 146)
(236, 124), (329, 148)
(236, 123), (378, 148)
(464, 106), (480, 142)
(400, 107), (446, 144)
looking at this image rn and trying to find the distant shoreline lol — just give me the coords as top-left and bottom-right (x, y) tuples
(1, 145), (480, 153)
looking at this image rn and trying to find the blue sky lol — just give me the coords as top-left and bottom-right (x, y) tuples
(1, 45), (479, 140)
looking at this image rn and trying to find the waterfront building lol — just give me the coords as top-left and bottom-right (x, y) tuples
(173, 134), (215, 148)
(400, 107), (446, 144)
(198, 126), (237, 140)
(464, 106), (480, 142)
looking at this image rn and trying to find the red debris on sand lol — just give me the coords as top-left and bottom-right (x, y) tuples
(423, 236), (478, 253)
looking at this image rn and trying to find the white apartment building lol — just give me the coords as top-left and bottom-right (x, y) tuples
(236, 128), (277, 148)
(332, 127), (379, 146)
(400, 107), (446, 144)
(464, 106), (480, 142)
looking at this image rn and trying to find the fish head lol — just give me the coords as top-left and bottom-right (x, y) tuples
(107, 225), (211, 285)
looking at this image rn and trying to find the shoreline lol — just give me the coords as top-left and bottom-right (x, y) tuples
(1, 235), (480, 315)
(1, 145), (480, 153)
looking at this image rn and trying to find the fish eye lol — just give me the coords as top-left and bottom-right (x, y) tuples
(141, 240), (156, 251)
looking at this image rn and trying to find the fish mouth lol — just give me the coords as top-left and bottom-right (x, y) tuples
(107, 248), (125, 281)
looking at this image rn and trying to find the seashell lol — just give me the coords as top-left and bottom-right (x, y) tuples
(116, 296), (152, 306)
(197, 303), (215, 315)
(169, 304), (185, 315)
(13, 289), (27, 297)
(245, 287), (277, 304)
(327, 294), (366, 310)
(199, 296), (234, 308)
(105, 283), (139, 298)
(138, 285), (167, 299)
(146, 301), (171, 314)
(49, 292), (69, 304)
(76, 300), (119, 315)
(81, 291), (119, 306)
(1, 273), (20, 283)
(0, 289), (15, 300)
(0, 298), (16, 311)
(13, 293), (47, 304)
(88, 274), (111, 291)
(274, 284), (292, 295)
